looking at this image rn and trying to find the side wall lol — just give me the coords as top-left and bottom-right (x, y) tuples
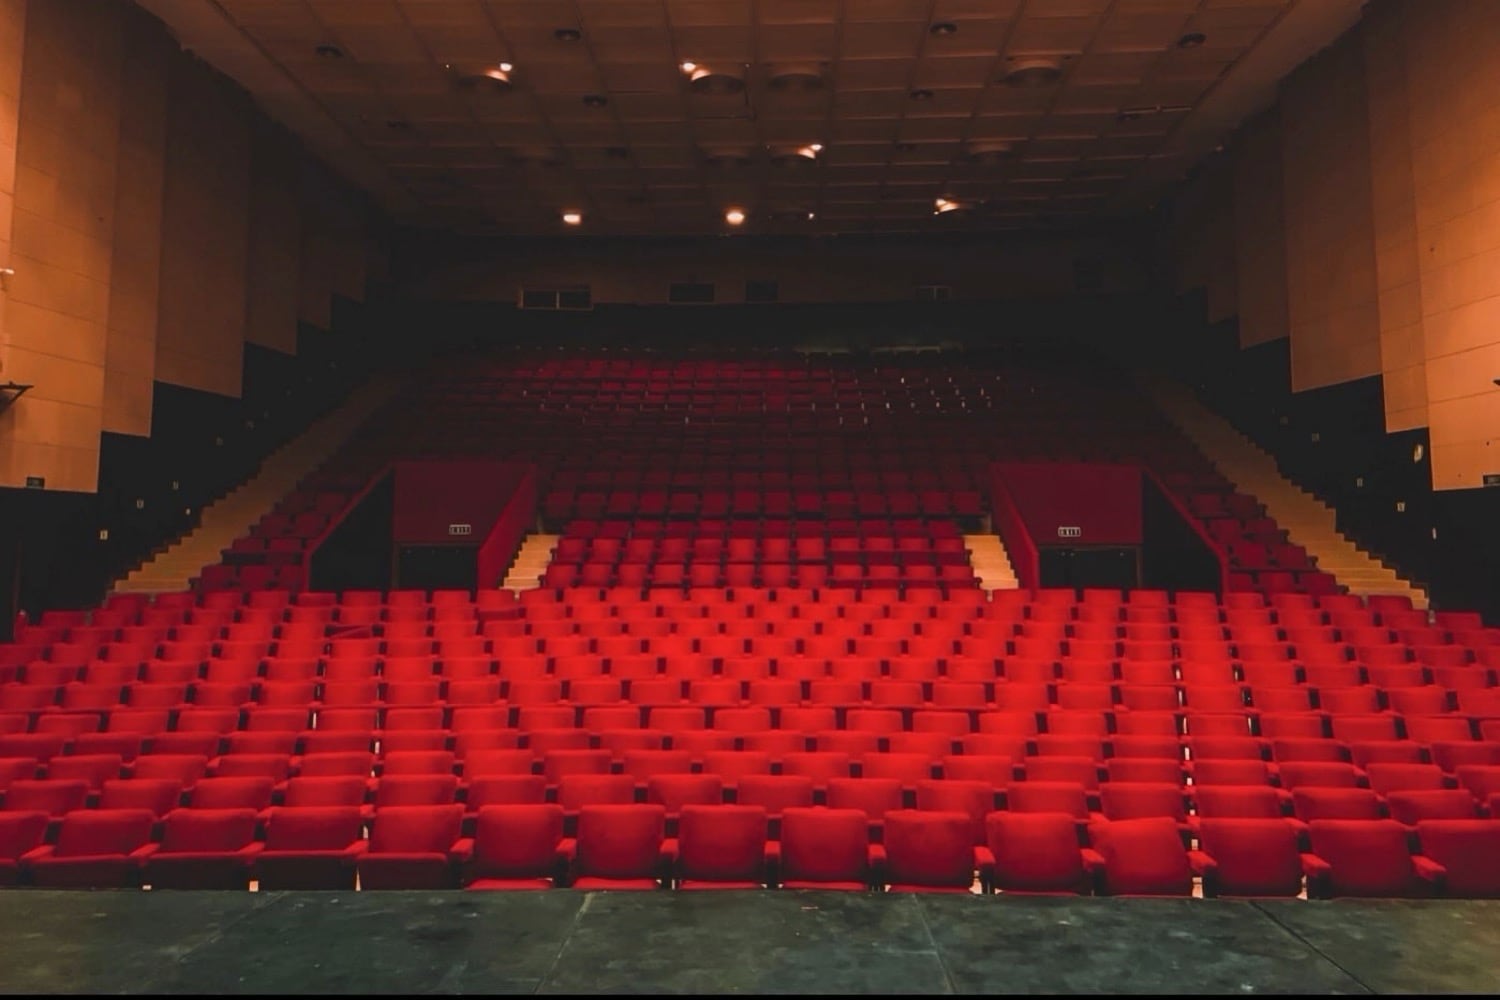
(0, 0), (384, 493)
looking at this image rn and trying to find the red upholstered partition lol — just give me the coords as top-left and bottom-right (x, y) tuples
(994, 462), (1143, 546)
(988, 471), (1040, 590)
(477, 468), (538, 588)
(392, 460), (530, 545)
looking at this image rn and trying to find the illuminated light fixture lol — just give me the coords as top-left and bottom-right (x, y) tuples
(725, 208), (747, 226)
(562, 210), (583, 226)
(499, 62), (513, 73)
(808, 143), (823, 154)
(686, 63), (746, 94)
(933, 197), (972, 216)
(807, 211), (816, 220)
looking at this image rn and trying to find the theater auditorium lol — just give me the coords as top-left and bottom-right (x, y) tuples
(0, 0), (1495, 993)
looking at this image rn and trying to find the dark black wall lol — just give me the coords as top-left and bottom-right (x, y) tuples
(0, 298), (380, 622)
(1167, 300), (1500, 624)
(1140, 475), (1224, 596)
(307, 470), (394, 594)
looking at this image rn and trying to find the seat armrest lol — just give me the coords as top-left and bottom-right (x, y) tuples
(128, 844), (161, 862)
(1188, 849), (1217, 876)
(1080, 848), (1106, 872)
(448, 838), (475, 864)
(19, 845), (55, 865)
(1411, 855), (1447, 883)
(1300, 852), (1330, 878)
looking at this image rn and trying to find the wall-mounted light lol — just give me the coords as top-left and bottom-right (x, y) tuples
(561, 210), (583, 226)
(725, 208), (746, 226)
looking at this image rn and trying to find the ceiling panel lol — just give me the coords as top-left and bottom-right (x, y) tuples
(157, 0), (1322, 234)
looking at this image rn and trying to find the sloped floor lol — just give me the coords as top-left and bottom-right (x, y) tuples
(0, 890), (1495, 994)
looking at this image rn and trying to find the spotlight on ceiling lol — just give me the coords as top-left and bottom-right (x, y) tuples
(725, 208), (747, 226)
(561, 210), (583, 226)
(685, 63), (747, 95)
(1177, 31), (1207, 49)
(1002, 55), (1064, 87)
(929, 22), (958, 36)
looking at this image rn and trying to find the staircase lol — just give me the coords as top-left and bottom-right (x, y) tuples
(1143, 374), (1429, 610)
(113, 377), (400, 594)
(502, 533), (560, 591)
(965, 534), (1021, 592)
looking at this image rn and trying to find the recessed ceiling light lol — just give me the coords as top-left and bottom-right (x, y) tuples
(725, 208), (746, 226)
(910, 88), (934, 101)
(582, 94), (608, 107)
(680, 61), (697, 73)
(929, 22), (958, 36)
(554, 28), (582, 42)
(1177, 32), (1207, 48)
(1003, 56), (1064, 87)
(499, 62), (513, 73)
(315, 43), (344, 59)
(562, 211), (583, 226)
(807, 211), (816, 220)
(808, 143), (823, 153)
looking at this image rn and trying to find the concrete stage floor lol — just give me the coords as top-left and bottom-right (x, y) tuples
(1, 890), (1496, 994)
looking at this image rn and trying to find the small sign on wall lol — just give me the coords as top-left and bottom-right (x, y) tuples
(1057, 526), (1082, 538)
(1484, 474), (1500, 488)
(448, 523), (473, 536)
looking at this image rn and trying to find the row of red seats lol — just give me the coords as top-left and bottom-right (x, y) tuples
(7, 801), (1496, 898)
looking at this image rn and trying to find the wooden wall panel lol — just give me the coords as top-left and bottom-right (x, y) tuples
(1231, 109), (1290, 348)
(245, 119), (302, 355)
(1280, 30), (1382, 393)
(155, 55), (251, 398)
(0, 0), (123, 491)
(102, 5), (170, 435)
(1401, 0), (1500, 489)
(1362, 0), (1428, 433)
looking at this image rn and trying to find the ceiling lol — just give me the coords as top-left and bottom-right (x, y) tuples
(137, 0), (1366, 237)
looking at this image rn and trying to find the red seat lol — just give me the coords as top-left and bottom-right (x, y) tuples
(984, 812), (1096, 895)
(672, 804), (769, 890)
(23, 808), (157, 888)
(1302, 819), (1428, 898)
(1194, 818), (1304, 897)
(143, 808), (262, 889)
(777, 807), (875, 891)
(464, 804), (566, 890)
(1414, 820), (1500, 898)
(357, 804), (468, 889)
(880, 810), (980, 892)
(570, 803), (667, 890)
(254, 806), (368, 889)
(1087, 816), (1193, 896)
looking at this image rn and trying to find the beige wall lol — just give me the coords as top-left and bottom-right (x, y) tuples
(1362, 0), (1428, 433)
(1231, 109), (1290, 348)
(155, 55), (251, 398)
(0, 0), (124, 492)
(1279, 30), (1382, 393)
(0, 0), (24, 348)
(0, 3), (383, 491)
(103, 3), (170, 435)
(1400, 0), (1500, 490)
(1168, 0), (1500, 490)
